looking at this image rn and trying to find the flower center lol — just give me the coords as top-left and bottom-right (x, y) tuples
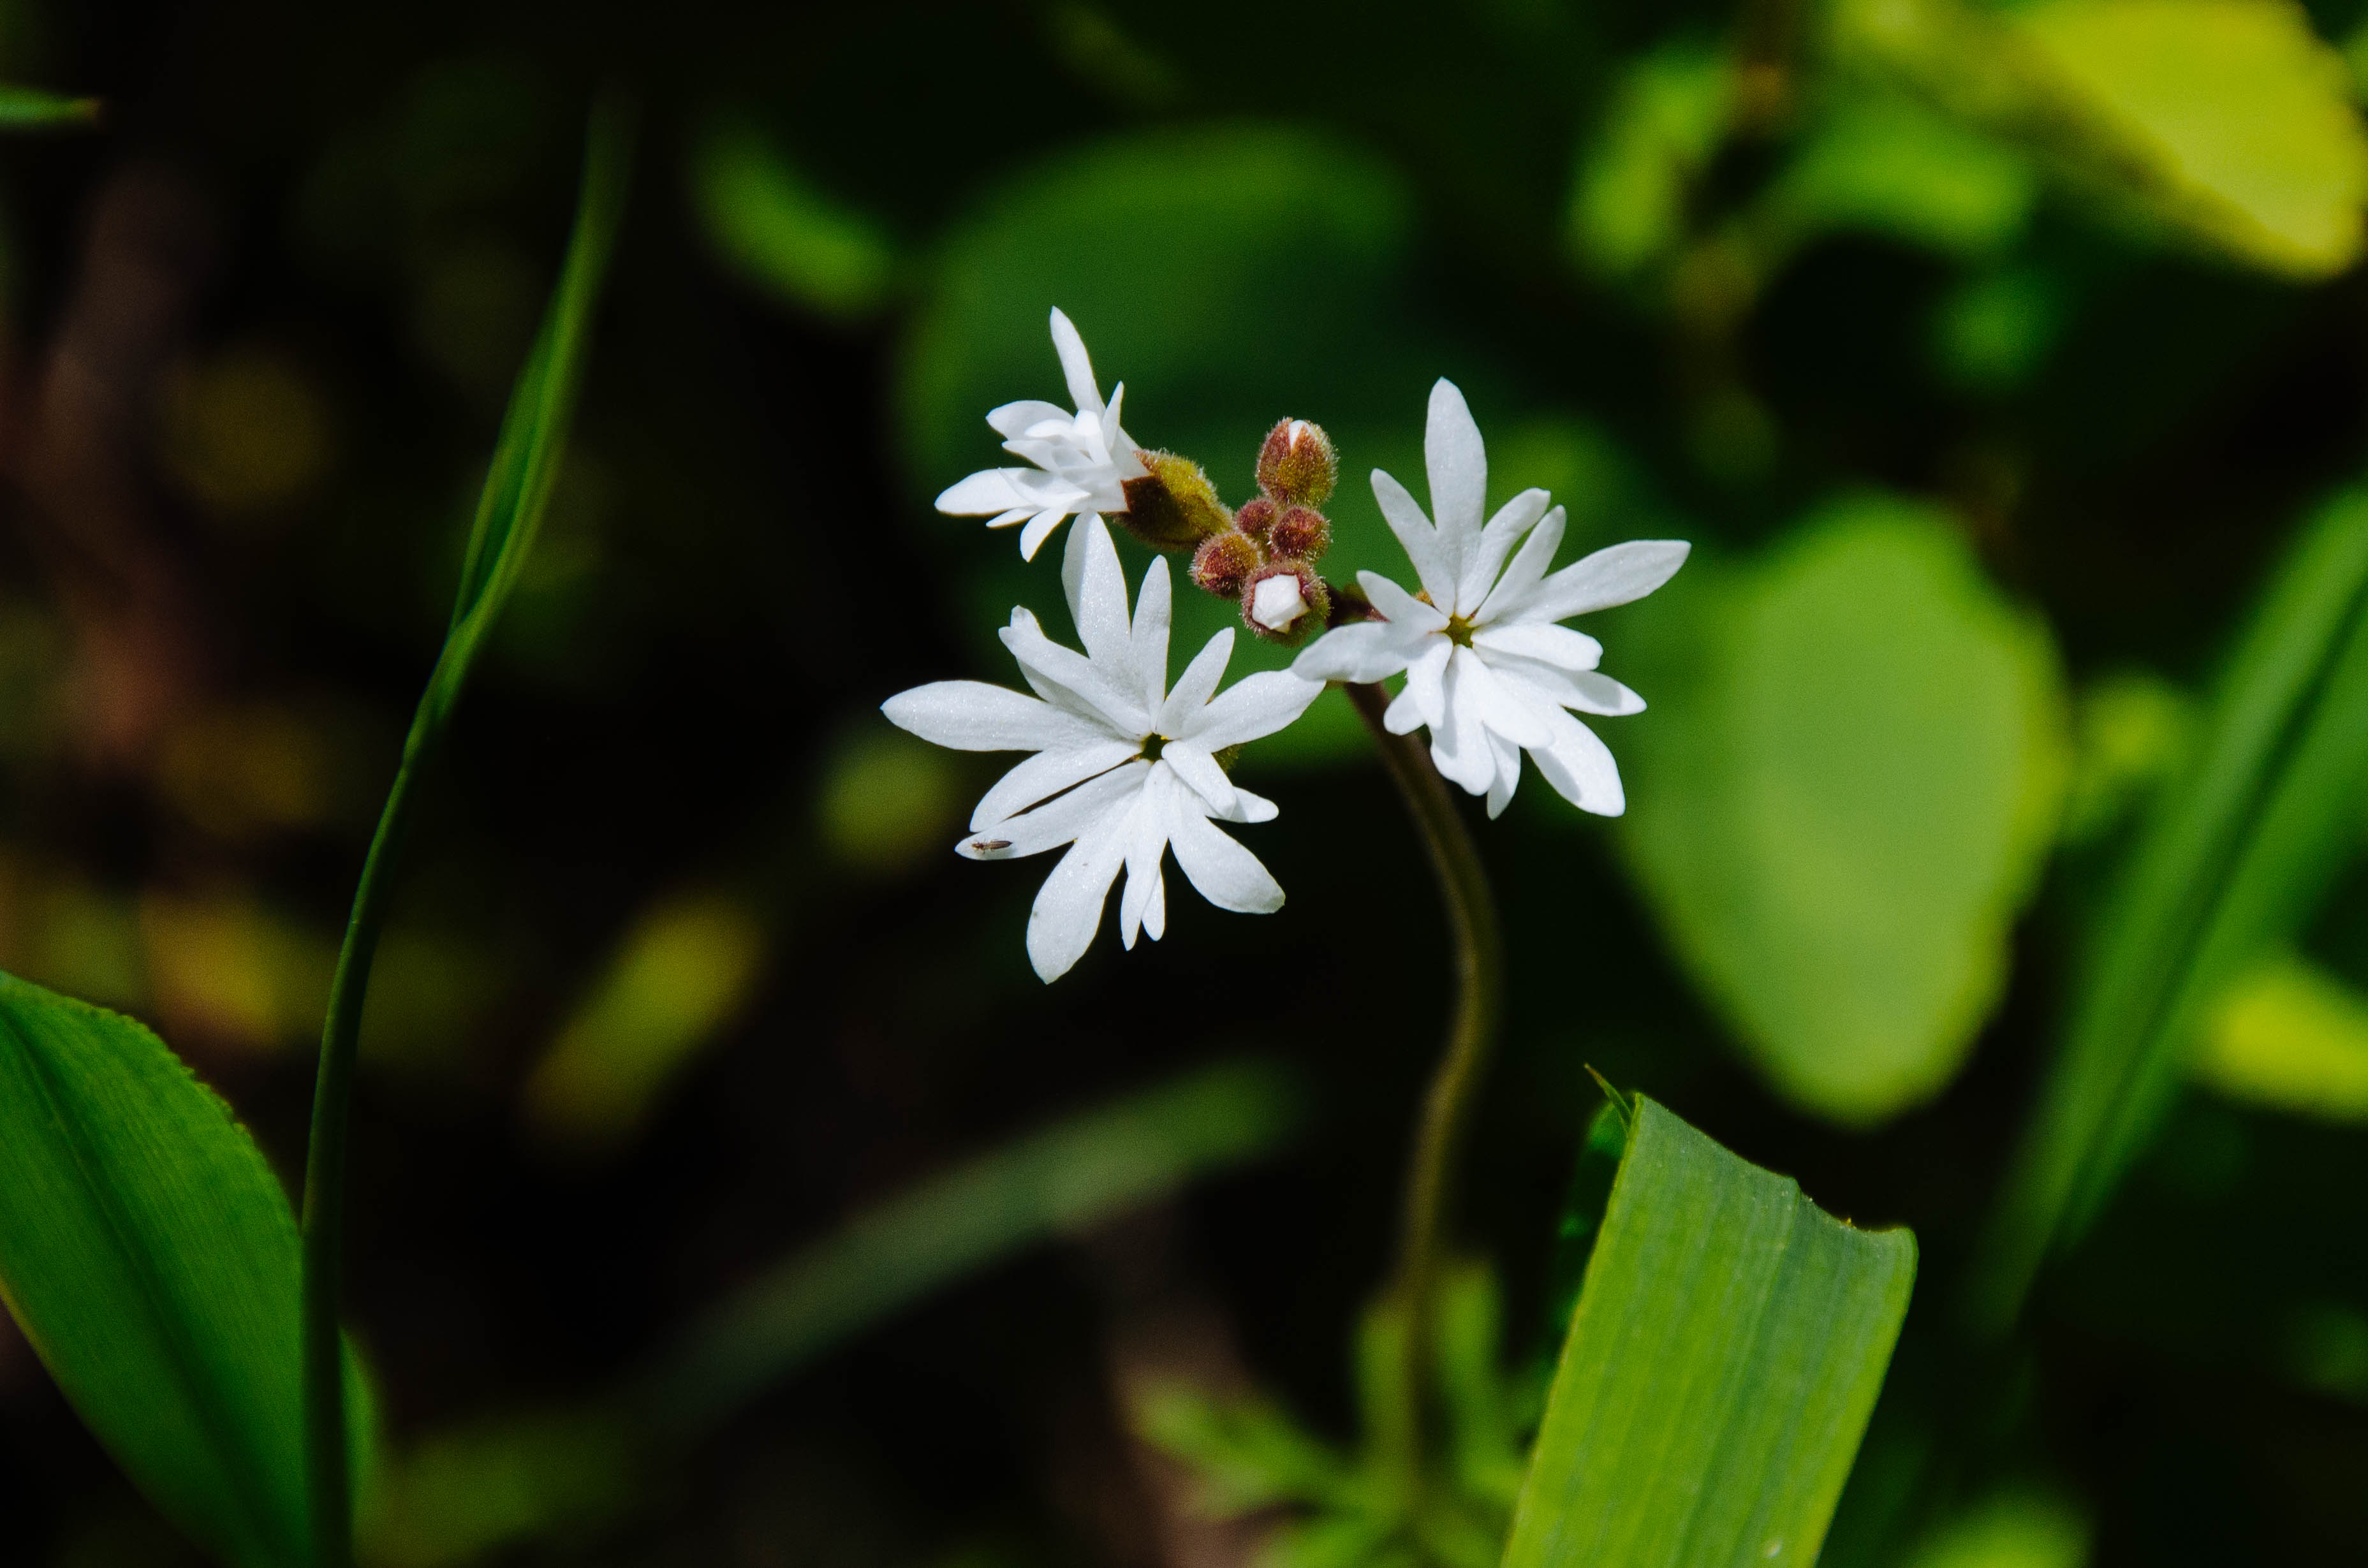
(1445, 613), (1477, 648)
(1140, 732), (1167, 761)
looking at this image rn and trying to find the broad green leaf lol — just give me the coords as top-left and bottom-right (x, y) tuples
(646, 1058), (1300, 1425)
(1619, 495), (2066, 1124)
(1972, 488), (2368, 1326)
(1503, 1097), (1916, 1568)
(0, 972), (367, 1568)
(691, 113), (900, 322)
(0, 85), (99, 128)
(2009, 0), (2368, 278)
(2190, 952), (2368, 1120)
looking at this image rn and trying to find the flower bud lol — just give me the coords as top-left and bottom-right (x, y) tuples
(1191, 530), (1262, 598)
(1119, 451), (1232, 550)
(1235, 497), (1277, 537)
(1241, 561), (1330, 644)
(1267, 504), (1330, 561)
(1256, 418), (1337, 506)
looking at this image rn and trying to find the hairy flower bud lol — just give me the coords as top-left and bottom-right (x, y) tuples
(1191, 530), (1262, 598)
(1120, 451), (1232, 550)
(1267, 504), (1331, 561)
(1256, 418), (1337, 507)
(1241, 561), (1330, 644)
(1235, 497), (1277, 537)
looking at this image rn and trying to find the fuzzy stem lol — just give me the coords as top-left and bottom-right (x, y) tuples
(1344, 680), (1506, 1518)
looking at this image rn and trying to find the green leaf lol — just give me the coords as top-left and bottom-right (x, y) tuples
(645, 1058), (1301, 1425)
(0, 972), (367, 1568)
(0, 85), (99, 128)
(1619, 495), (2067, 1124)
(1971, 487), (2368, 1326)
(1762, 94), (2036, 262)
(1503, 1097), (1916, 1568)
(1568, 41), (1734, 278)
(2191, 952), (2368, 1120)
(691, 112), (901, 322)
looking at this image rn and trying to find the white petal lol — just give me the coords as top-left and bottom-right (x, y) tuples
(1527, 539), (1692, 622)
(1427, 652), (1499, 797)
(987, 399), (1071, 439)
(1477, 505), (1566, 624)
(1134, 556), (1173, 711)
(1532, 707), (1626, 816)
(1358, 570), (1450, 634)
(1221, 784), (1279, 824)
(1423, 379), (1489, 579)
(1564, 670), (1644, 715)
(1456, 647), (1552, 748)
(987, 507), (1034, 531)
(1119, 785), (1170, 949)
(1180, 670), (1325, 751)
(1024, 791), (1136, 981)
(884, 680), (1100, 752)
(970, 739), (1140, 830)
(1485, 728), (1522, 820)
(1067, 511), (1135, 673)
(1019, 508), (1071, 561)
(1402, 639), (1451, 730)
(1372, 468), (1455, 606)
(1160, 738), (1237, 816)
(1143, 867), (1166, 940)
(1165, 791), (1285, 914)
(1457, 487), (1550, 615)
(1470, 621), (1603, 671)
(939, 468), (1074, 516)
(960, 762), (1149, 860)
(1000, 608), (1149, 736)
(1048, 307), (1104, 417)
(1158, 629), (1235, 735)
(1383, 684), (1425, 735)
(1293, 621), (1418, 684)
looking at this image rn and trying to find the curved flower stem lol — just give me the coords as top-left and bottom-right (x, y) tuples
(1344, 681), (1506, 1516)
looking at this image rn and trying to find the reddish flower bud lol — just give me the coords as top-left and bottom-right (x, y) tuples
(1240, 561), (1331, 644)
(1268, 504), (1331, 561)
(1236, 497), (1277, 537)
(1256, 418), (1337, 506)
(1191, 530), (1263, 598)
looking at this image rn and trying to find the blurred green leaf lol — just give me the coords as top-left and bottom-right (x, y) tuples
(2191, 951), (2368, 1120)
(2057, 670), (2196, 844)
(1901, 1490), (2089, 1568)
(1503, 1096), (1915, 1568)
(1570, 41), (1733, 278)
(816, 724), (964, 873)
(647, 1057), (1300, 1425)
(0, 86), (99, 128)
(1619, 495), (2067, 1124)
(691, 112), (901, 322)
(521, 887), (768, 1154)
(0, 972), (369, 1568)
(361, 1408), (637, 1568)
(1932, 265), (2069, 393)
(1973, 487), (2368, 1327)
(1764, 95), (2036, 260)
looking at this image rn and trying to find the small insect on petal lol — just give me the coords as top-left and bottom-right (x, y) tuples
(971, 839), (1013, 855)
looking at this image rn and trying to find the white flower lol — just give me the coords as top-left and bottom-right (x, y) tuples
(883, 515), (1323, 982)
(934, 307), (1148, 562)
(1249, 573), (1309, 632)
(1293, 379), (1689, 819)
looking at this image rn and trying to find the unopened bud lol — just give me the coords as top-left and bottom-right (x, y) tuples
(1120, 451), (1233, 550)
(1191, 531), (1262, 598)
(1241, 562), (1330, 644)
(1236, 497), (1277, 537)
(1268, 504), (1330, 561)
(1256, 418), (1337, 506)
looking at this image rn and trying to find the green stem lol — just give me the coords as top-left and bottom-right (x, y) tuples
(1345, 681), (1507, 1514)
(299, 688), (440, 1568)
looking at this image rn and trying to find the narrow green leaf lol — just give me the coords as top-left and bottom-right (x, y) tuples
(646, 1059), (1300, 1426)
(691, 112), (901, 322)
(0, 85), (100, 128)
(1971, 488), (2368, 1327)
(1503, 1097), (1916, 1568)
(2191, 952), (2368, 1120)
(0, 972), (361, 1568)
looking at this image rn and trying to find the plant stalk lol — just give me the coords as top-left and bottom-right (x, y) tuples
(1345, 680), (1507, 1513)
(299, 685), (441, 1568)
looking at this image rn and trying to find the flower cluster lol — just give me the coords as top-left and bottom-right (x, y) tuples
(893, 309), (1688, 980)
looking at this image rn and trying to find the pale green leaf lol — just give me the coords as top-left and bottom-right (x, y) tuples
(2191, 952), (2368, 1120)
(1971, 488), (2368, 1326)
(0, 972), (367, 1568)
(1503, 1097), (1915, 1568)
(1619, 495), (2067, 1124)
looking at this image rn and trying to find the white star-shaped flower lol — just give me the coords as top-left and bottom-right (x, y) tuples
(1293, 379), (1689, 819)
(934, 307), (1148, 561)
(884, 516), (1323, 982)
